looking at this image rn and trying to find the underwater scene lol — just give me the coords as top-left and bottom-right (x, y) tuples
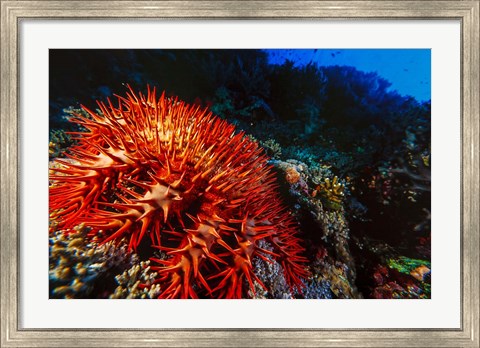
(49, 49), (431, 299)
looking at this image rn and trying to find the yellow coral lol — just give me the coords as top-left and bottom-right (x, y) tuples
(421, 154), (430, 167)
(319, 176), (345, 202)
(315, 176), (345, 210)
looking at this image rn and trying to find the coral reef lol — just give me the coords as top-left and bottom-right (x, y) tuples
(260, 139), (283, 159)
(270, 159), (360, 298)
(313, 176), (346, 211)
(306, 251), (357, 299)
(371, 256), (431, 299)
(250, 240), (294, 299)
(49, 50), (431, 299)
(49, 129), (72, 159)
(49, 86), (309, 299)
(49, 224), (136, 298)
(110, 260), (161, 299)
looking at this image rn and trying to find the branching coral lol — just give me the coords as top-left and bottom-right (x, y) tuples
(49, 129), (74, 159)
(313, 176), (345, 210)
(49, 85), (309, 299)
(110, 260), (161, 299)
(49, 224), (136, 298)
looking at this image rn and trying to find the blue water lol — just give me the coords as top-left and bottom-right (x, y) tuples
(264, 49), (431, 102)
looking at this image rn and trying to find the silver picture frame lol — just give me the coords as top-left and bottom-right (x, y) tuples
(1, 1), (479, 347)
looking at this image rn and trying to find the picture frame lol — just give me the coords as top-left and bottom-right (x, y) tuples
(1, 1), (478, 347)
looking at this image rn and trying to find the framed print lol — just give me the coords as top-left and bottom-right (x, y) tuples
(1, 1), (479, 347)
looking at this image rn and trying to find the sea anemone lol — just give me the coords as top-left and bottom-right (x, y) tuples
(49, 85), (309, 298)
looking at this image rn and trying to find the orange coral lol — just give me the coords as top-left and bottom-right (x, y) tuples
(410, 265), (430, 281)
(49, 86), (308, 298)
(285, 166), (301, 184)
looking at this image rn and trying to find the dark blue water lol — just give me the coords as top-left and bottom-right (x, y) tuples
(264, 49), (431, 102)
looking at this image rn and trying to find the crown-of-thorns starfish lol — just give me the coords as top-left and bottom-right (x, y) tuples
(49, 85), (309, 298)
